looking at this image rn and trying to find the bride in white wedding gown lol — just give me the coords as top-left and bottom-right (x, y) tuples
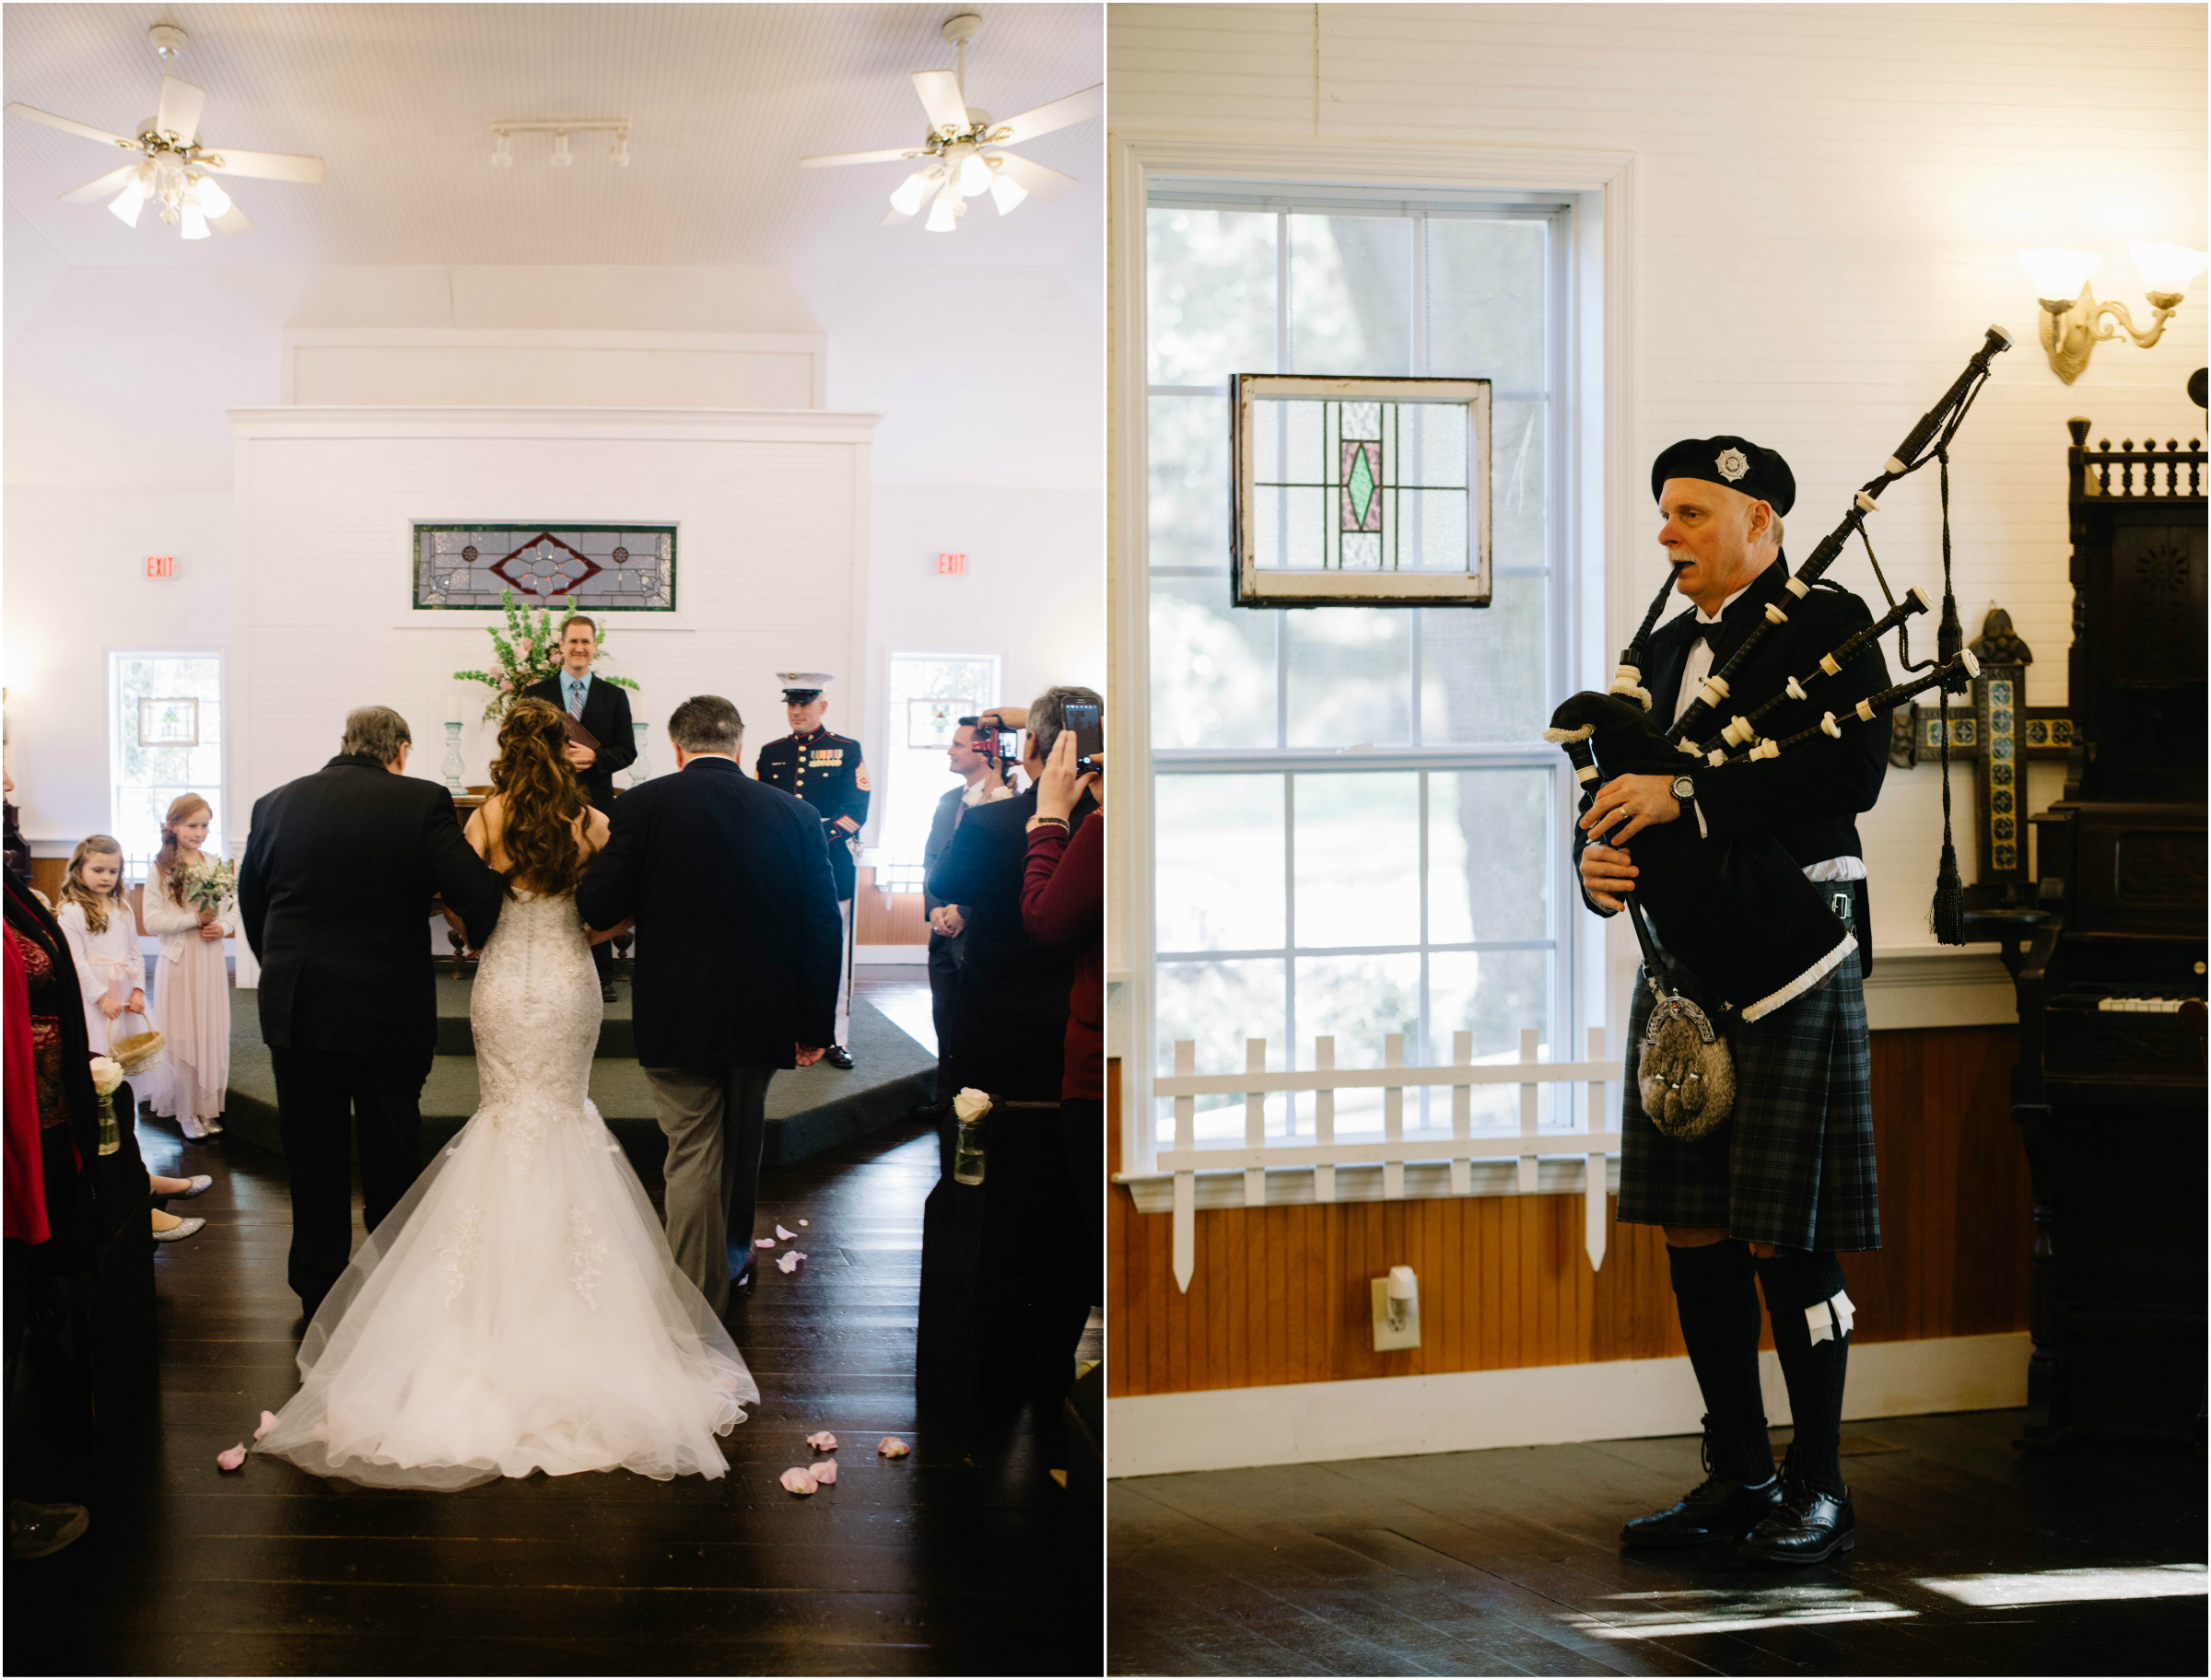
(254, 700), (756, 1489)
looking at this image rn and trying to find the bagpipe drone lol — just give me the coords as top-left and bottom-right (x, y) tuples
(1547, 326), (2013, 1123)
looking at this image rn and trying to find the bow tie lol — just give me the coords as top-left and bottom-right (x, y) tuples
(1690, 617), (1727, 651)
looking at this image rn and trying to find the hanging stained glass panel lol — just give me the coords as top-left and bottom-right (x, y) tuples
(1231, 374), (1491, 606)
(413, 524), (678, 611)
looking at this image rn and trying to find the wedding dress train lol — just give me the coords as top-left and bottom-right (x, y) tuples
(255, 889), (756, 1489)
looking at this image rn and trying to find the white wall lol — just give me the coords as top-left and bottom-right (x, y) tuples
(863, 482), (1107, 751)
(1106, 2), (2207, 967)
(4, 260), (1103, 855)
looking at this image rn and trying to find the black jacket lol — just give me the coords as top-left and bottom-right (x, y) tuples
(574, 757), (843, 1069)
(926, 788), (1098, 1100)
(921, 781), (980, 931)
(240, 756), (506, 1054)
(1573, 555), (1889, 964)
(524, 673), (638, 810)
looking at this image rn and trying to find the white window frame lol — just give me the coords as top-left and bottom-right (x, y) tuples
(108, 647), (229, 881)
(1109, 135), (1639, 1184)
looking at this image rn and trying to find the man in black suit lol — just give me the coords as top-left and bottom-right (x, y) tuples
(239, 705), (506, 1318)
(525, 613), (638, 1001)
(920, 717), (1000, 1109)
(576, 694), (843, 1314)
(926, 687), (1101, 1106)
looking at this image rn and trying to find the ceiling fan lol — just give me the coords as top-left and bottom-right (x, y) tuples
(6, 23), (324, 240)
(800, 11), (1100, 233)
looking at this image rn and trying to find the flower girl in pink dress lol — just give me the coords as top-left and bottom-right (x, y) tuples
(143, 794), (236, 1140)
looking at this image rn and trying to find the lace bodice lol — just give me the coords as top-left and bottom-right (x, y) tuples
(470, 889), (601, 1170)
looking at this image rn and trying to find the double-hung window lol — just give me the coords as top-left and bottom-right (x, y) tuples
(1144, 185), (1584, 1161)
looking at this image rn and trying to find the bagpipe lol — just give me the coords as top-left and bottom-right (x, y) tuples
(1548, 326), (2014, 1060)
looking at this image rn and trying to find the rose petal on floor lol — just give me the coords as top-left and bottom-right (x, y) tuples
(755, 1237), (777, 1248)
(775, 1224), (796, 1241)
(807, 1431), (837, 1452)
(216, 1443), (247, 1472)
(878, 1436), (910, 1457)
(777, 1251), (801, 1274)
(252, 1410), (280, 1441)
(797, 1219), (808, 1226)
(812, 1459), (838, 1484)
(778, 1467), (816, 1495)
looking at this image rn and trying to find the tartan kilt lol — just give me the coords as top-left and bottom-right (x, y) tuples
(1616, 898), (1879, 1253)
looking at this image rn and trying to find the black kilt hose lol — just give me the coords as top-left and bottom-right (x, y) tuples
(1618, 888), (1879, 1253)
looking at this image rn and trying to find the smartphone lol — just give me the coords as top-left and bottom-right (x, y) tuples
(1064, 703), (1103, 773)
(995, 729), (1023, 762)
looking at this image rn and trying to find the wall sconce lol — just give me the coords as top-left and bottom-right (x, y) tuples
(2019, 243), (2208, 383)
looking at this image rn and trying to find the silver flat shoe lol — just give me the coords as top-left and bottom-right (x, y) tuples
(151, 1216), (205, 1242)
(157, 1175), (214, 1201)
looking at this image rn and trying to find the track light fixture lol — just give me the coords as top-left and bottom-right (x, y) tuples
(486, 120), (634, 169)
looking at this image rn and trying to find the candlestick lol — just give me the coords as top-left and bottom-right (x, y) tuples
(441, 721), (467, 794)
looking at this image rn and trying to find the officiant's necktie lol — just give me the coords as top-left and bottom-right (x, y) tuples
(567, 679), (585, 719)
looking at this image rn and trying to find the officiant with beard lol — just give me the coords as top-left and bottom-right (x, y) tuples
(526, 613), (637, 1001)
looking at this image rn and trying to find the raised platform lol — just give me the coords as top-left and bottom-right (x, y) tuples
(216, 974), (936, 1171)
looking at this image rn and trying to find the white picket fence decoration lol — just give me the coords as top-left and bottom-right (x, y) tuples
(1152, 1026), (1619, 1291)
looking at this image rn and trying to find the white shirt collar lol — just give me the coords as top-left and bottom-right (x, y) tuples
(1695, 580), (1753, 626)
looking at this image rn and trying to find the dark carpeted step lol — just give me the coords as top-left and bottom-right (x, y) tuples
(216, 991), (936, 1172)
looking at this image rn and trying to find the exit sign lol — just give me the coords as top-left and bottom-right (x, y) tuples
(935, 553), (965, 577)
(146, 555), (178, 578)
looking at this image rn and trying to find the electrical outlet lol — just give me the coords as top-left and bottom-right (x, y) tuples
(1370, 1278), (1421, 1351)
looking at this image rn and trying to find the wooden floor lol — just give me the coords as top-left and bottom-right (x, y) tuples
(9, 1065), (1101, 1674)
(1109, 1411), (2205, 1676)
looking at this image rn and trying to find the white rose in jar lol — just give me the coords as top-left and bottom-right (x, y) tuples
(951, 1088), (992, 1124)
(88, 1056), (124, 1098)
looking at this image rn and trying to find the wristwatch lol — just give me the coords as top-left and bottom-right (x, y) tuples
(1669, 774), (1696, 807)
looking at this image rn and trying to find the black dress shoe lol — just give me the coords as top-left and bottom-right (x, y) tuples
(1620, 1471), (1784, 1547)
(1739, 1479), (1854, 1564)
(602, 984), (618, 1003)
(825, 1044), (853, 1069)
(7, 1499), (89, 1561)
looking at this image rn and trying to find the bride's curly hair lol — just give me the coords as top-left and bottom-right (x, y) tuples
(489, 698), (590, 897)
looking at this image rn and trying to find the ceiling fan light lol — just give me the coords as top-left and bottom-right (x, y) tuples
(180, 203), (210, 239)
(989, 173), (1027, 216)
(957, 151), (991, 197)
(107, 185), (145, 228)
(924, 193), (959, 233)
(190, 172), (230, 217)
(888, 169), (935, 216)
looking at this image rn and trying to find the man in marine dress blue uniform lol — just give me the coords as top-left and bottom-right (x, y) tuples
(1576, 436), (1886, 1568)
(755, 673), (868, 1069)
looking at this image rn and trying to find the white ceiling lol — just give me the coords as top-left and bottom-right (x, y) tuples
(1, 2), (1103, 269)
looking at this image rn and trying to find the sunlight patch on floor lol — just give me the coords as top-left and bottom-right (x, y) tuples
(1916, 1563), (2207, 1607)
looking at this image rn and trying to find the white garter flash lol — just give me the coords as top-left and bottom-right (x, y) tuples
(1807, 1289), (1855, 1345)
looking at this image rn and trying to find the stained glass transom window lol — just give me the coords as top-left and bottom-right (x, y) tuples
(1232, 375), (1490, 606)
(413, 524), (676, 611)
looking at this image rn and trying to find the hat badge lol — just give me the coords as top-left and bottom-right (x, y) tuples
(1715, 447), (1749, 483)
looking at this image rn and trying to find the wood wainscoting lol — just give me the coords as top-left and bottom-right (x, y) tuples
(853, 864), (930, 948)
(1108, 1025), (2027, 1398)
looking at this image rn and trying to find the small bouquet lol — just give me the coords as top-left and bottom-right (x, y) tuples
(181, 858), (238, 914)
(453, 589), (640, 724)
(88, 1055), (124, 1155)
(952, 1087), (992, 1185)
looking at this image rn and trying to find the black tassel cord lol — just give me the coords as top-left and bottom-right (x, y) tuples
(1931, 448), (1966, 944)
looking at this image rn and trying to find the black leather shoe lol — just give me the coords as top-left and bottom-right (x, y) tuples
(825, 1044), (853, 1069)
(1739, 1479), (1854, 1564)
(1620, 1471), (1784, 1546)
(601, 984), (618, 1003)
(8, 1499), (89, 1561)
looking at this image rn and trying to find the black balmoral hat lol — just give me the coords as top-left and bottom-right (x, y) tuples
(1652, 435), (1796, 516)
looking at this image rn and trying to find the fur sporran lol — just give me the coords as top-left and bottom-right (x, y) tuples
(1636, 993), (1734, 1139)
